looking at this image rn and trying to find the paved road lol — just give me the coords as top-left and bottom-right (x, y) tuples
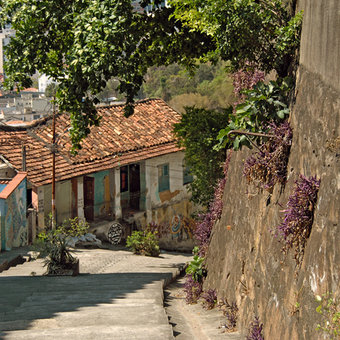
(0, 247), (191, 340)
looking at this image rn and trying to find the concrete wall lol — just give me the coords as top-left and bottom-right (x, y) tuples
(204, 1), (340, 338)
(0, 173), (27, 251)
(56, 180), (71, 223)
(135, 152), (197, 250)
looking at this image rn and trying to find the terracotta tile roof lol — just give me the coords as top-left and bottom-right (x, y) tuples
(0, 99), (181, 186)
(0, 179), (10, 185)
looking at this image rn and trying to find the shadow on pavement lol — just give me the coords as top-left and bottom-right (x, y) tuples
(0, 271), (173, 337)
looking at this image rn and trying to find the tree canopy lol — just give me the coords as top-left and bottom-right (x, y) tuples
(0, 0), (213, 149)
(0, 0), (301, 150)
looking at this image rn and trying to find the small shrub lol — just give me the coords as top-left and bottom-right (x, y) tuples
(31, 231), (50, 257)
(184, 247), (206, 304)
(243, 121), (292, 191)
(56, 217), (90, 237)
(42, 232), (77, 275)
(315, 293), (340, 339)
(276, 174), (320, 266)
(246, 316), (264, 340)
(202, 289), (217, 310)
(184, 274), (203, 304)
(126, 230), (160, 257)
(185, 251), (206, 283)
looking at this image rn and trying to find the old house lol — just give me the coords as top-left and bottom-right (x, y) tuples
(0, 99), (196, 248)
(0, 162), (27, 251)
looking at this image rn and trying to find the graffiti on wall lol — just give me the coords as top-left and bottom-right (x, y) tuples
(4, 179), (27, 250)
(148, 215), (196, 242)
(170, 215), (196, 241)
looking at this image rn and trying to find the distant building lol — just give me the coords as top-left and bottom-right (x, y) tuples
(38, 74), (58, 93)
(0, 91), (52, 122)
(131, 0), (168, 13)
(0, 25), (15, 78)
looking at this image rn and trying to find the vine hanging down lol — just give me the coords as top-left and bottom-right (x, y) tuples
(276, 174), (320, 266)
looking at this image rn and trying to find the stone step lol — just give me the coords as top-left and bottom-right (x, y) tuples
(0, 324), (174, 340)
(0, 304), (169, 331)
(0, 288), (165, 314)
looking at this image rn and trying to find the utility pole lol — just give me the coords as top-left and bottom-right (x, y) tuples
(51, 97), (56, 229)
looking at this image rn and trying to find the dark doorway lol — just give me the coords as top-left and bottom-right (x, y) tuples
(83, 176), (94, 221)
(129, 164), (140, 210)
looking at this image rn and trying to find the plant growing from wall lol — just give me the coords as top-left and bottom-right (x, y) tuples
(184, 274), (203, 304)
(219, 300), (239, 332)
(231, 65), (265, 107)
(243, 121), (293, 191)
(185, 247), (206, 282)
(217, 78), (292, 151)
(315, 293), (340, 339)
(201, 289), (217, 310)
(246, 316), (264, 340)
(184, 246), (206, 304)
(276, 174), (320, 266)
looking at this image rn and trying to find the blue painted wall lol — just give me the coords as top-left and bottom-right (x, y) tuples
(0, 178), (27, 251)
(92, 170), (109, 217)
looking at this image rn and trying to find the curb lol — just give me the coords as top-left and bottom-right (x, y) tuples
(0, 255), (27, 273)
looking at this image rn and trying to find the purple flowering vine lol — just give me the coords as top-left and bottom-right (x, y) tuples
(232, 64), (265, 107)
(243, 121), (293, 191)
(246, 316), (264, 340)
(201, 289), (217, 310)
(277, 174), (320, 266)
(184, 274), (203, 304)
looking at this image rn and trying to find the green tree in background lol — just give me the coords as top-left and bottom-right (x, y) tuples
(174, 106), (232, 205)
(0, 0), (213, 150)
(0, 0), (301, 150)
(140, 61), (235, 113)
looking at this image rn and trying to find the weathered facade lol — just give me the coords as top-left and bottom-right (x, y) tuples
(0, 172), (27, 251)
(0, 99), (196, 249)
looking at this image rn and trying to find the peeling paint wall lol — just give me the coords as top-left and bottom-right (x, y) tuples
(35, 151), (199, 251)
(138, 152), (198, 250)
(91, 170), (110, 218)
(0, 177), (27, 251)
(56, 180), (71, 223)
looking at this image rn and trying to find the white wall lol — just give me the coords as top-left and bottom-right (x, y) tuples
(145, 151), (189, 208)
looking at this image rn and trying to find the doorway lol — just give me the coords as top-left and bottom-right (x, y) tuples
(129, 164), (140, 210)
(83, 176), (94, 221)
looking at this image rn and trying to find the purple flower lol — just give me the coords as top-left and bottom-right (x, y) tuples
(184, 274), (203, 304)
(243, 121), (293, 191)
(202, 289), (217, 310)
(276, 174), (320, 265)
(246, 317), (264, 340)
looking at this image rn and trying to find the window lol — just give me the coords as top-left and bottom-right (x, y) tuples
(183, 163), (194, 185)
(158, 163), (170, 192)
